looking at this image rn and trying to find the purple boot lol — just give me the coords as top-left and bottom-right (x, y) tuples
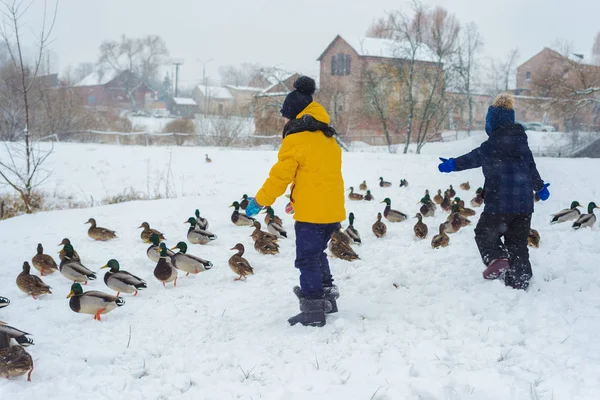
(483, 258), (509, 280)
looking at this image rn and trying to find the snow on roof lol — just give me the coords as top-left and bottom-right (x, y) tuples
(225, 85), (263, 92)
(266, 71), (295, 86)
(347, 37), (438, 63)
(74, 70), (119, 87)
(196, 85), (233, 100)
(172, 97), (197, 106)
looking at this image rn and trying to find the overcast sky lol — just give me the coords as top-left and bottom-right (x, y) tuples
(19, 0), (600, 87)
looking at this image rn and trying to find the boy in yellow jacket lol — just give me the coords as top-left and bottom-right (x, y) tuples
(245, 76), (346, 327)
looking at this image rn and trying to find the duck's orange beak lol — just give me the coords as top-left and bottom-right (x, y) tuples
(66, 290), (75, 299)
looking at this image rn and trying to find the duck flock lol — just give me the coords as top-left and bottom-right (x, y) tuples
(1, 175), (598, 382)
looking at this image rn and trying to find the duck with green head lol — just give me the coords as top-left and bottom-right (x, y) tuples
(572, 202), (598, 229)
(551, 201), (582, 224)
(101, 259), (147, 297)
(67, 282), (124, 321)
(419, 196), (435, 218)
(59, 244), (96, 284)
(146, 233), (173, 263)
(470, 187), (484, 208)
(263, 208), (287, 238)
(58, 238), (80, 262)
(364, 190), (374, 201)
(154, 243), (178, 287)
(381, 198), (407, 222)
(185, 217), (217, 244)
(195, 209), (209, 230)
(344, 212), (361, 245)
(230, 201), (255, 226)
(170, 242), (213, 276)
(263, 206), (283, 226)
(240, 194), (250, 210)
(379, 177), (392, 188)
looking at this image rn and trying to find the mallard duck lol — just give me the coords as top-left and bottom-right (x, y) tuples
(454, 198), (476, 217)
(551, 201), (582, 224)
(470, 188), (484, 208)
(381, 198), (407, 222)
(414, 213), (428, 239)
(379, 177), (392, 188)
(267, 218), (287, 239)
(67, 283), (124, 321)
(185, 217), (217, 244)
(0, 333), (34, 381)
(264, 206), (284, 227)
(230, 201), (255, 226)
(433, 189), (443, 205)
(333, 227), (351, 246)
(348, 187), (364, 201)
(138, 222), (166, 243)
(400, 179), (409, 188)
(59, 244), (96, 284)
(448, 185), (456, 199)
(251, 221), (279, 242)
(572, 202), (598, 229)
(419, 196), (436, 218)
(431, 224), (450, 249)
(460, 182), (470, 191)
(528, 229), (540, 248)
(344, 212), (361, 245)
(58, 238), (80, 262)
(441, 192), (452, 213)
(171, 242), (213, 276)
(229, 244), (254, 281)
(0, 297), (9, 308)
(85, 218), (117, 241)
(364, 190), (374, 201)
(359, 180), (367, 191)
(101, 259), (147, 296)
(240, 194), (250, 210)
(146, 233), (174, 263)
(205, 154), (212, 163)
(0, 322), (34, 347)
(444, 206), (471, 233)
(154, 244), (178, 287)
(31, 244), (57, 276)
(254, 234), (280, 255)
(329, 233), (360, 261)
(16, 262), (52, 299)
(372, 213), (387, 238)
(195, 209), (209, 230)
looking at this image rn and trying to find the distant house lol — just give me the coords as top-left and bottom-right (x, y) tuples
(72, 70), (150, 110)
(253, 72), (301, 134)
(225, 85), (262, 116)
(169, 97), (198, 118)
(192, 85), (234, 115)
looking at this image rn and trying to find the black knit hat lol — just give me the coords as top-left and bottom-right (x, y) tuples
(280, 76), (316, 120)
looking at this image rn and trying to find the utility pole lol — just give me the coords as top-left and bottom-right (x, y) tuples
(171, 59), (184, 97)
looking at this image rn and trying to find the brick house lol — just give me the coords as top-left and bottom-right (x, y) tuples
(192, 85), (234, 115)
(72, 70), (150, 110)
(169, 97), (198, 118)
(225, 85), (262, 116)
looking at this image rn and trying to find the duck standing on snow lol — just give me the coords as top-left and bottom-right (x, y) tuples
(253, 228), (280, 254)
(101, 259), (147, 296)
(16, 262), (52, 299)
(359, 180), (368, 191)
(344, 212), (361, 245)
(185, 217), (217, 245)
(572, 202), (598, 229)
(329, 233), (359, 261)
(460, 182), (470, 191)
(251, 221), (279, 242)
(59, 244), (96, 284)
(0, 322), (34, 347)
(205, 154), (212, 163)
(364, 190), (374, 201)
(0, 297), (9, 308)
(264, 206), (283, 226)
(264, 208), (287, 238)
(348, 187), (364, 201)
(379, 177), (392, 188)
(154, 243), (178, 287)
(138, 222), (166, 243)
(454, 198), (476, 217)
(372, 213), (387, 238)
(528, 229), (540, 248)
(146, 233), (174, 263)
(0, 331), (34, 382)
(470, 188), (484, 208)
(240, 194), (250, 210)
(85, 218), (117, 241)
(431, 223), (450, 249)
(400, 179), (409, 188)
(413, 213), (428, 239)
(448, 185), (456, 199)
(171, 242), (213, 276)
(229, 244), (254, 281)
(67, 283), (125, 321)
(433, 189), (443, 205)
(230, 201), (255, 226)
(31, 244), (58, 276)
(419, 196), (435, 218)
(441, 192), (452, 213)
(195, 209), (209, 230)
(58, 238), (80, 262)
(381, 198), (407, 222)
(550, 201), (582, 224)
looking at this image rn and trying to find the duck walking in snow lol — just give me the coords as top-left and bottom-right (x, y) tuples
(230, 201), (255, 226)
(550, 201), (582, 224)
(379, 177), (392, 188)
(344, 212), (361, 245)
(154, 244), (178, 287)
(59, 244), (96, 284)
(85, 218), (117, 241)
(138, 222), (165, 243)
(58, 238), (80, 262)
(400, 178), (409, 187)
(170, 242), (213, 276)
(460, 182), (470, 191)
(381, 198), (407, 222)
(146, 233), (174, 263)
(364, 190), (374, 201)
(359, 180), (367, 191)
(16, 262), (52, 299)
(251, 221), (279, 242)
(31, 244), (57, 276)
(0, 322), (34, 347)
(185, 217), (217, 244)
(205, 154), (212, 163)
(528, 229), (540, 248)
(419, 195), (436, 218)
(433, 189), (443, 205)
(229, 244), (254, 281)
(470, 188), (484, 208)
(264, 208), (287, 238)
(431, 223), (450, 249)
(0, 297), (9, 308)
(195, 209), (209, 230)
(240, 194), (250, 210)
(372, 213), (387, 238)
(572, 202), (598, 229)
(101, 259), (147, 297)
(67, 283), (125, 321)
(413, 213), (428, 239)
(329, 233), (359, 261)
(0, 331), (34, 382)
(264, 206), (283, 226)
(348, 187), (364, 201)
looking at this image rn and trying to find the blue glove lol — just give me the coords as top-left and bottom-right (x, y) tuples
(438, 157), (456, 173)
(245, 197), (263, 217)
(537, 183), (550, 201)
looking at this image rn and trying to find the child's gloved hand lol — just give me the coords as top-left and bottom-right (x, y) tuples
(438, 157), (456, 173)
(537, 183), (550, 201)
(245, 197), (263, 217)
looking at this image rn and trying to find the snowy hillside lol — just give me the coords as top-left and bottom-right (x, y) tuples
(1, 142), (600, 399)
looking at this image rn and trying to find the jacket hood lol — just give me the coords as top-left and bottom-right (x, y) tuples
(486, 123), (530, 159)
(296, 102), (331, 125)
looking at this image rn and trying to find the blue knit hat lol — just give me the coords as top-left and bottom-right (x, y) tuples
(485, 93), (515, 135)
(280, 76), (316, 120)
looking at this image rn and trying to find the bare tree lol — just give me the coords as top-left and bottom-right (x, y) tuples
(361, 69), (398, 153)
(454, 22), (483, 136)
(0, 0), (58, 212)
(219, 63), (261, 86)
(592, 32), (600, 66)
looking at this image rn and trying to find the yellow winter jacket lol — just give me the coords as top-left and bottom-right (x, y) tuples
(255, 102), (346, 224)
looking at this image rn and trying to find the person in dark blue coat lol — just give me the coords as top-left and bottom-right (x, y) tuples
(438, 93), (550, 290)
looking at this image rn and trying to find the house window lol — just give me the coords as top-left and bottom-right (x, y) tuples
(331, 53), (352, 76)
(331, 55), (336, 76)
(525, 71), (531, 81)
(88, 95), (96, 106)
(345, 55), (351, 75)
(218, 103), (223, 114)
(336, 53), (344, 75)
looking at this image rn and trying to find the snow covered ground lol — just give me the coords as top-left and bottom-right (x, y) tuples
(1, 142), (600, 399)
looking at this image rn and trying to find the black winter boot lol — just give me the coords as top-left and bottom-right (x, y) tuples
(289, 287), (332, 327)
(323, 285), (339, 314)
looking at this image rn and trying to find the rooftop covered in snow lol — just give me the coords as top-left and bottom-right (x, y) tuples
(195, 85), (233, 100)
(172, 97), (197, 106)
